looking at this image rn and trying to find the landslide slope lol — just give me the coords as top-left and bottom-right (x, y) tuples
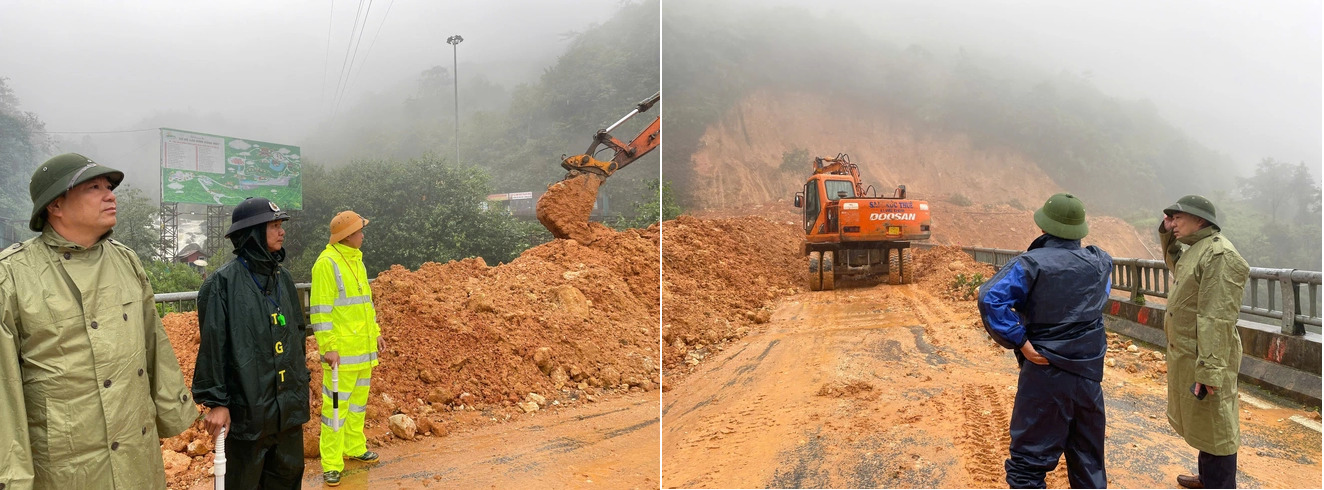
(684, 90), (1159, 258)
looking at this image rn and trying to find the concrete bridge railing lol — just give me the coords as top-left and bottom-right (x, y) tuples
(915, 242), (1322, 405)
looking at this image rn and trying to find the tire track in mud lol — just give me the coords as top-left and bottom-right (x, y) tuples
(897, 286), (946, 340)
(958, 383), (1011, 487)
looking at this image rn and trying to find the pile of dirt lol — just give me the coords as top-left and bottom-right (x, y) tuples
(660, 215), (805, 372)
(158, 223), (660, 488)
(157, 312), (213, 488)
(536, 173), (606, 244)
(159, 312), (326, 488)
(694, 200), (1160, 261)
(912, 245), (998, 302)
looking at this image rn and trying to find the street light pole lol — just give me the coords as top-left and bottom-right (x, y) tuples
(446, 34), (464, 165)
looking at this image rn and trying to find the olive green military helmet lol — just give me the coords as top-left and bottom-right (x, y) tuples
(29, 153), (125, 232)
(1163, 194), (1218, 230)
(1033, 192), (1089, 240)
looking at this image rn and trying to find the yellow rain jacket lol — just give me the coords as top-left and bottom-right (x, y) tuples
(310, 243), (379, 371)
(0, 229), (197, 489)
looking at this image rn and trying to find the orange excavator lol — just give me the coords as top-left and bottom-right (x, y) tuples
(535, 92), (660, 243)
(793, 153), (931, 290)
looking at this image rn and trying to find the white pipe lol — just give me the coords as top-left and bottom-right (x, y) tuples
(214, 426), (227, 490)
(332, 365), (340, 431)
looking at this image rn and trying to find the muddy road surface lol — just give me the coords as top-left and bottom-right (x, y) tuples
(661, 281), (1322, 488)
(187, 393), (659, 490)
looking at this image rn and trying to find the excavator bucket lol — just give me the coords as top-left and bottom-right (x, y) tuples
(536, 171), (606, 244)
(534, 92), (660, 245)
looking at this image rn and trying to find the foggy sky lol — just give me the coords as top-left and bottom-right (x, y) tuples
(0, 0), (623, 156)
(804, 0), (1322, 177)
(3, 0), (1320, 185)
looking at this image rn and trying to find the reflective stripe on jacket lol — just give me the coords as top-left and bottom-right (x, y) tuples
(310, 243), (379, 370)
(0, 229), (197, 490)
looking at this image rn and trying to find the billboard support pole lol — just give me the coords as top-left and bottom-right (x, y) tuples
(159, 202), (179, 262)
(206, 205), (227, 256)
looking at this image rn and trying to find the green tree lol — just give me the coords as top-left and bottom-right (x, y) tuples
(1238, 158), (1312, 224)
(143, 261), (203, 294)
(780, 147), (810, 173)
(111, 185), (160, 261)
(304, 0), (659, 222)
(285, 156), (540, 281)
(1222, 158), (1322, 270)
(0, 77), (51, 243)
(613, 178), (682, 229)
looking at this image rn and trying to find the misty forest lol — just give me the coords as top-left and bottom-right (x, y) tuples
(1, 0), (1320, 297)
(0, 0), (662, 291)
(662, 1), (1319, 271)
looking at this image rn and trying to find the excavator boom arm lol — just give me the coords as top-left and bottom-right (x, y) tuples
(605, 116), (660, 172)
(562, 92), (661, 177)
(538, 92), (662, 243)
(813, 155), (868, 197)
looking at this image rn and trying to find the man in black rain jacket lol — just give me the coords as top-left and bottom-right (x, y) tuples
(192, 197), (309, 489)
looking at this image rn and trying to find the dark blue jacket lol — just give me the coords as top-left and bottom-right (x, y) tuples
(978, 234), (1113, 382)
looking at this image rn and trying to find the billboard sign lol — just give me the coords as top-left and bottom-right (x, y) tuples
(161, 128), (302, 209)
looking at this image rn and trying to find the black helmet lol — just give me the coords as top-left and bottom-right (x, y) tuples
(225, 197), (290, 237)
(29, 153), (125, 231)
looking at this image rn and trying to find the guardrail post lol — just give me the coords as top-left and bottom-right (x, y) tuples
(1281, 269), (1303, 335)
(1129, 263), (1143, 304)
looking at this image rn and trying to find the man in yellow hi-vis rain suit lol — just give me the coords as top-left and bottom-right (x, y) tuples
(311, 210), (383, 486)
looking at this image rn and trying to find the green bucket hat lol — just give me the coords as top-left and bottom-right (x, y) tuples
(1163, 194), (1218, 229)
(1034, 192), (1089, 240)
(29, 153), (125, 231)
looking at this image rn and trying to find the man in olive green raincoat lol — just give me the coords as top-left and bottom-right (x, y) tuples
(0, 153), (199, 489)
(1159, 194), (1250, 489)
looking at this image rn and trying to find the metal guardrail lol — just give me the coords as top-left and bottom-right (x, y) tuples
(154, 244), (1323, 337)
(154, 283), (313, 317)
(915, 243), (1323, 336)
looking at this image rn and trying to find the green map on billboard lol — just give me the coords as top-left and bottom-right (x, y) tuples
(160, 128), (302, 209)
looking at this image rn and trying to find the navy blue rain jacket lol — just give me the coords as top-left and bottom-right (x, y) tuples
(978, 234), (1113, 382)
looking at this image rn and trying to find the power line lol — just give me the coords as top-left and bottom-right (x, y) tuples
(341, 0), (395, 101)
(35, 128), (159, 134)
(333, 0), (374, 117)
(330, 0), (368, 118)
(320, 0), (336, 116)
(333, 0), (376, 117)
